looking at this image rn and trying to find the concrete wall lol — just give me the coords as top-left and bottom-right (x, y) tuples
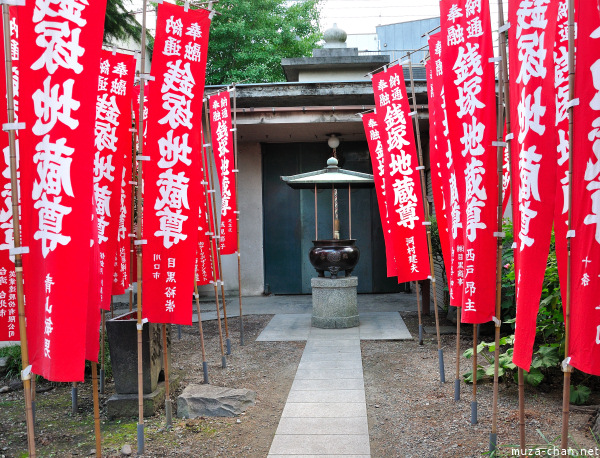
(298, 69), (373, 83)
(196, 142), (265, 297)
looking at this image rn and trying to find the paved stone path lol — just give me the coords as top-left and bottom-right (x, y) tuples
(268, 326), (371, 457)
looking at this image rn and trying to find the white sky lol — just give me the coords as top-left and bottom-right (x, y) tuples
(127, 0), (509, 41)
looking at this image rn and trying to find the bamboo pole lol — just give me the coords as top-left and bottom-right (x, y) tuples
(31, 376), (36, 427)
(203, 98), (231, 356)
(194, 280), (210, 383)
(407, 59), (444, 382)
(472, 324), (478, 425)
(518, 368), (526, 454)
(490, 0), (510, 450)
(135, 1), (148, 452)
(129, 115), (136, 314)
(162, 323), (172, 429)
(201, 101), (227, 368)
(455, 307), (461, 401)
(1, 4), (35, 455)
(100, 309), (106, 394)
(231, 85), (245, 345)
(561, 0), (576, 451)
(72, 382), (78, 415)
(91, 361), (101, 457)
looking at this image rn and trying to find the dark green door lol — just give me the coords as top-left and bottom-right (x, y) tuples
(262, 141), (402, 294)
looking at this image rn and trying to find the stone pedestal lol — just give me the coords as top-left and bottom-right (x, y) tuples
(311, 276), (359, 329)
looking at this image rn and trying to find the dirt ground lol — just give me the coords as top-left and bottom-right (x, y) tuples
(0, 310), (598, 457)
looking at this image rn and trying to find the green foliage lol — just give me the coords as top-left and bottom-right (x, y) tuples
(203, 0), (322, 85)
(570, 385), (592, 405)
(104, 0), (154, 53)
(0, 344), (22, 378)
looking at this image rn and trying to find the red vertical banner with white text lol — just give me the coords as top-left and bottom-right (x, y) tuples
(143, 4), (211, 325)
(209, 91), (238, 255)
(362, 112), (397, 277)
(569, 3), (600, 376)
(196, 133), (213, 286)
(20, 0), (108, 381)
(425, 59), (452, 286)
(553, 0), (570, 307)
(94, 51), (135, 307)
(509, 0), (559, 370)
(372, 66), (430, 282)
(429, 32), (465, 307)
(0, 13), (18, 342)
(440, 0), (497, 323)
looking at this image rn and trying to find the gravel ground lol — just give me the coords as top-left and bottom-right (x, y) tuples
(0, 309), (598, 457)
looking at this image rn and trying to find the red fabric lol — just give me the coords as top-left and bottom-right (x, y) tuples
(501, 126), (511, 215)
(85, 196), (101, 362)
(203, 141), (221, 282)
(195, 130), (213, 286)
(440, 0), (498, 323)
(509, 0), (559, 371)
(554, 0), (570, 309)
(372, 65), (430, 282)
(20, 0), (107, 381)
(133, 83), (149, 151)
(209, 91), (238, 255)
(569, 2), (600, 376)
(142, 4), (211, 325)
(0, 11), (19, 342)
(362, 112), (397, 277)
(425, 59), (453, 291)
(93, 51), (135, 305)
(428, 32), (465, 308)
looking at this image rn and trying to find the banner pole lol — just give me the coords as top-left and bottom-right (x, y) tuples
(72, 382), (78, 415)
(201, 104), (227, 369)
(490, 0), (511, 451)
(1, 4), (35, 455)
(194, 280), (210, 383)
(415, 281), (423, 345)
(162, 323), (172, 429)
(100, 309), (106, 394)
(471, 323), (478, 425)
(455, 307), (461, 401)
(91, 361), (102, 457)
(407, 58), (444, 382)
(135, 0), (148, 452)
(232, 84), (245, 346)
(203, 98), (230, 362)
(129, 116), (136, 314)
(561, 0), (576, 451)
(518, 367), (526, 453)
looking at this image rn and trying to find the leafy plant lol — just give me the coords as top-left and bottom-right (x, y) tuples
(570, 385), (592, 405)
(0, 344), (22, 378)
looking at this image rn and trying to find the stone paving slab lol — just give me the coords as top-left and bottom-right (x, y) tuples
(256, 312), (412, 342)
(281, 402), (367, 418)
(275, 417), (369, 435)
(290, 378), (365, 391)
(269, 435), (371, 455)
(286, 389), (366, 404)
(297, 359), (363, 370)
(299, 352), (363, 363)
(293, 369), (362, 380)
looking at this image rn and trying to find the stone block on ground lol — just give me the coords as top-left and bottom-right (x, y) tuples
(106, 374), (179, 419)
(177, 384), (256, 418)
(311, 276), (359, 329)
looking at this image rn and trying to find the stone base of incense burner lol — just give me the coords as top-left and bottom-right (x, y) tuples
(311, 276), (359, 329)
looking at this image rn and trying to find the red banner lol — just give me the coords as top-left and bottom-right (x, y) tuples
(362, 112), (397, 277)
(142, 3), (211, 325)
(509, 0), (559, 370)
(133, 83), (149, 151)
(209, 91), (238, 255)
(440, 0), (498, 323)
(85, 198), (101, 362)
(502, 129), (511, 215)
(428, 32), (465, 307)
(372, 65), (430, 282)
(425, 59), (453, 290)
(554, 0), (570, 308)
(94, 51), (135, 306)
(20, 0), (108, 381)
(569, 3), (600, 376)
(195, 137), (213, 286)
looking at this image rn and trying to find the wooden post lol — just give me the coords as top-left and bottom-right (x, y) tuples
(561, 0), (576, 451)
(91, 361), (102, 457)
(231, 85), (245, 345)
(472, 324), (478, 425)
(201, 101), (227, 368)
(415, 281), (423, 345)
(408, 58), (444, 383)
(129, 120), (136, 314)
(455, 307), (461, 401)
(2, 4), (36, 455)
(135, 1), (148, 452)
(162, 323), (172, 429)
(490, 0), (511, 451)
(194, 280), (210, 383)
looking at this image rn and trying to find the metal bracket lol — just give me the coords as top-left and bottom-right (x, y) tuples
(133, 240), (147, 245)
(0, 0), (25, 5)
(136, 155), (150, 161)
(499, 22), (511, 33)
(493, 232), (505, 238)
(2, 122), (25, 132)
(416, 166), (425, 170)
(492, 316), (501, 327)
(505, 133), (514, 141)
(9, 246), (29, 255)
(567, 230), (575, 238)
(566, 98), (580, 108)
(21, 365), (32, 381)
(140, 73), (155, 81)
(492, 141), (508, 147)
